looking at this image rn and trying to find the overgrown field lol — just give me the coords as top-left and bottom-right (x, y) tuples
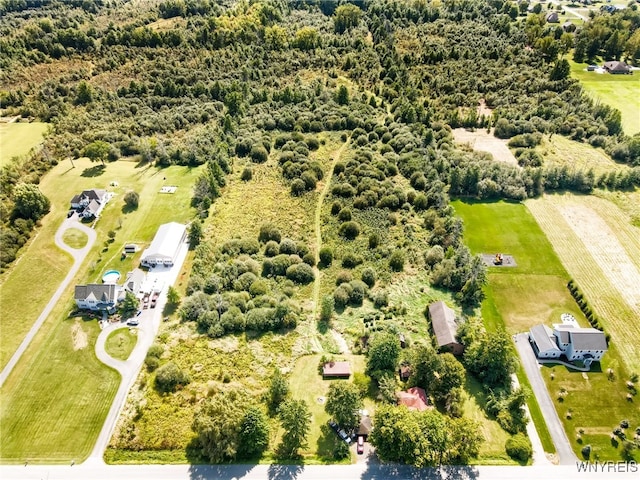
(569, 60), (640, 136)
(535, 135), (632, 176)
(0, 122), (48, 166)
(454, 198), (639, 461)
(526, 193), (640, 374)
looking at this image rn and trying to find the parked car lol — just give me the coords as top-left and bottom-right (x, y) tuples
(126, 319), (139, 326)
(337, 429), (351, 444)
(67, 210), (75, 218)
(357, 436), (364, 455)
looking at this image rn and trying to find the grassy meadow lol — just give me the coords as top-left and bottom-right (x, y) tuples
(0, 157), (202, 462)
(453, 198), (639, 461)
(0, 316), (120, 463)
(569, 59), (640, 135)
(0, 122), (49, 166)
(536, 135), (631, 176)
(105, 328), (138, 361)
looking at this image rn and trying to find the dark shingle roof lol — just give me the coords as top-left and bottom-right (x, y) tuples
(74, 284), (117, 303)
(530, 324), (560, 352)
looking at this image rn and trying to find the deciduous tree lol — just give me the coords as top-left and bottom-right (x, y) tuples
(325, 381), (362, 430)
(277, 399), (311, 458)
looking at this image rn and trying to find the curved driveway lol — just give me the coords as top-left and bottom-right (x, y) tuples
(89, 241), (189, 461)
(0, 214), (96, 387)
(515, 333), (578, 465)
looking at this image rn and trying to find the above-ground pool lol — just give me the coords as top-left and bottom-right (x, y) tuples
(102, 270), (121, 283)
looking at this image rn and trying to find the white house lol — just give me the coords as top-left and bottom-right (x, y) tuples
(140, 222), (187, 268)
(70, 189), (110, 219)
(75, 284), (120, 312)
(529, 314), (608, 366)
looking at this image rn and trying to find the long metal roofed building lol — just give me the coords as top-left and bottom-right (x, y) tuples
(140, 222), (187, 268)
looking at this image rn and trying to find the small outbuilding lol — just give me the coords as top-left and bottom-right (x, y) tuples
(322, 361), (351, 379)
(357, 416), (373, 439)
(546, 12), (559, 23)
(427, 301), (464, 355)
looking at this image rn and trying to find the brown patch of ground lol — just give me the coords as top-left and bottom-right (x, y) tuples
(71, 320), (88, 351)
(452, 128), (519, 166)
(477, 99), (493, 117)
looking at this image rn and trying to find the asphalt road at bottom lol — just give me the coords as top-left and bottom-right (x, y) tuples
(514, 333), (577, 465)
(2, 462), (638, 480)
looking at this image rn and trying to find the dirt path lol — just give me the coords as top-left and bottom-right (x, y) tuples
(311, 139), (350, 322)
(331, 329), (351, 354)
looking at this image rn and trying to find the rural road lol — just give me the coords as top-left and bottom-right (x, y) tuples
(0, 214), (96, 387)
(89, 241), (189, 461)
(514, 333), (578, 465)
(2, 462), (637, 480)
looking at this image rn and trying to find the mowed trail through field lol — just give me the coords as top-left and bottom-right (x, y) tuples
(527, 194), (640, 373)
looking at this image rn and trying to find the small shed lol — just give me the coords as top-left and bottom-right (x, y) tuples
(322, 361), (351, 379)
(546, 12), (559, 23)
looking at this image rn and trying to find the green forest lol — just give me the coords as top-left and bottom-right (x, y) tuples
(1, 0), (639, 466)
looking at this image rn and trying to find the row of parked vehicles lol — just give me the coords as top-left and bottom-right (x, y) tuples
(328, 420), (365, 454)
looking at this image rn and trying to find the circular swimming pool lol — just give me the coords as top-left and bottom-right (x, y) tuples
(102, 270), (121, 283)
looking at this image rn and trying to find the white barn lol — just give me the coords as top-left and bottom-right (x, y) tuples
(141, 222), (187, 268)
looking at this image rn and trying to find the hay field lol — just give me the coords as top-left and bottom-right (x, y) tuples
(527, 193), (640, 373)
(0, 122), (49, 166)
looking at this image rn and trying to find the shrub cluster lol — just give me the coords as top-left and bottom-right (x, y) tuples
(567, 280), (609, 340)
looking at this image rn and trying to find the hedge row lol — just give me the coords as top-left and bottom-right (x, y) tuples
(567, 280), (610, 342)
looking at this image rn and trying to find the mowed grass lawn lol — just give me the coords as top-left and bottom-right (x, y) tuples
(0, 158), (202, 462)
(570, 59), (640, 135)
(0, 158), (202, 370)
(105, 328), (138, 361)
(453, 198), (639, 461)
(0, 317), (120, 463)
(0, 122), (49, 166)
(452, 199), (578, 333)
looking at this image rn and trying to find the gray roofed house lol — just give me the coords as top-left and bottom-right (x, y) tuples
(603, 61), (630, 74)
(569, 329), (608, 351)
(529, 324), (562, 359)
(75, 284), (119, 312)
(428, 301), (464, 355)
(546, 12), (559, 23)
(357, 416), (373, 438)
(529, 315), (608, 366)
(71, 189), (110, 218)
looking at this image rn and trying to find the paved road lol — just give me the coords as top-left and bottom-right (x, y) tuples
(0, 214), (96, 387)
(2, 462), (637, 480)
(89, 241), (189, 460)
(514, 333), (577, 465)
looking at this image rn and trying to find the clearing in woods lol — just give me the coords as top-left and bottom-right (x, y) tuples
(452, 128), (518, 166)
(527, 193), (640, 374)
(0, 122), (49, 166)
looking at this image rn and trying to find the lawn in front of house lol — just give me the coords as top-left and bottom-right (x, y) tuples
(105, 328), (138, 361)
(569, 58), (640, 135)
(0, 317), (120, 463)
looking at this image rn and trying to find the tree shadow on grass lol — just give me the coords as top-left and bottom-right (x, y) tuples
(121, 204), (138, 214)
(316, 423), (338, 461)
(80, 164), (106, 177)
